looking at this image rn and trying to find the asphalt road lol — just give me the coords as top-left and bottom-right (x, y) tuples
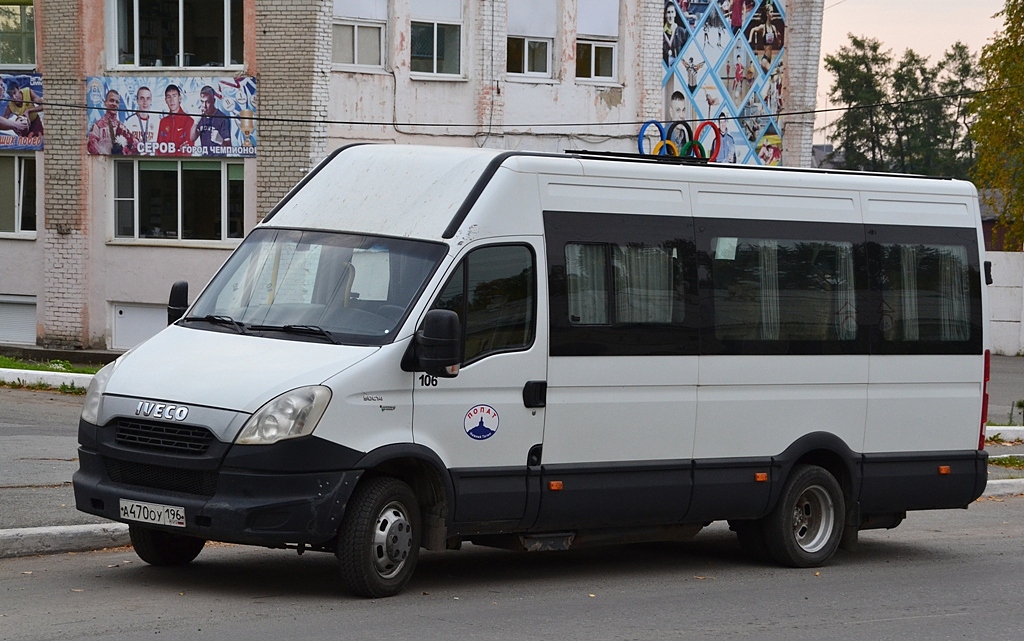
(2, 498), (1024, 641)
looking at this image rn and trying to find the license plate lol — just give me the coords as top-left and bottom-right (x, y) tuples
(119, 499), (186, 528)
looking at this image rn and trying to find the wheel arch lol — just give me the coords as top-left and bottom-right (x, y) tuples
(353, 444), (454, 551)
(770, 432), (862, 513)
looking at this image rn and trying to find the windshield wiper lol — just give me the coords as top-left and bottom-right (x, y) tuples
(249, 324), (341, 344)
(180, 315), (250, 335)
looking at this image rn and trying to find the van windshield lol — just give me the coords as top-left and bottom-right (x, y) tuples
(186, 228), (448, 346)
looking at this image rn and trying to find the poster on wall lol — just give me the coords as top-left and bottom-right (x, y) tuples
(0, 73), (44, 151)
(662, 0), (785, 165)
(84, 76), (257, 157)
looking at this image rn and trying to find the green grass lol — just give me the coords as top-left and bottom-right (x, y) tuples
(0, 356), (102, 375)
(990, 456), (1024, 470)
(0, 357), (98, 395)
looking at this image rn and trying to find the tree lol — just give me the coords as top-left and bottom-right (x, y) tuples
(823, 35), (891, 172)
(823, 36), (980, 179)
(972, 0), (1024, 250)
(938, 43), (981, 178)
(889, 50), (946, 175)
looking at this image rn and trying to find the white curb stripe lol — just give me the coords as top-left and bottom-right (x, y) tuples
(0, 523), (130, 558)
(0, 367), (94, 389)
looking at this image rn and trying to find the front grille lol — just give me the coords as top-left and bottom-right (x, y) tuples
(105, 458), (218, 496)
(114, 419), (214, 455)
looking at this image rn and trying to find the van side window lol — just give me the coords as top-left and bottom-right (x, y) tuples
(566, 243), (679, 325)
(711, 238), (858, 343)
(876, 243), (972, 343)
(545, 211), (699, 357)
(432, 245), (536, 363)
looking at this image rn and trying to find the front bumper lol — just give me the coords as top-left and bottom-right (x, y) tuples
(73, 417), (364, 548)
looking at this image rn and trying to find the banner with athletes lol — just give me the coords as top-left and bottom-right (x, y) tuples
(84, 76), (257, 157)
(661, 0), (785, 165)
(0, 73), (44, 151)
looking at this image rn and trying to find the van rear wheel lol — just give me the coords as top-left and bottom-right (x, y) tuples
(336, 476), (421, 598)
(763, 465), (844, 568)
(128, 525), (205, 566)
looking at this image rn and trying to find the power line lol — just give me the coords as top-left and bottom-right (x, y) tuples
(823, 0), (852, 10)
(26, 83), (1022, 132)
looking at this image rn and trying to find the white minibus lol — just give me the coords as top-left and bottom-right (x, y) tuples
(74, 145), (990, 597)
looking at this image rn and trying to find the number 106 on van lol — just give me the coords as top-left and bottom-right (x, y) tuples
(119, 499), (186, 528)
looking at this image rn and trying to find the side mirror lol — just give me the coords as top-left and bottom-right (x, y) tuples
(416, 309), (461, 378)
(168, 281), (189, 325)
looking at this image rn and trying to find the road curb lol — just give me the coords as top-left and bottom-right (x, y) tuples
(0, 367), (94, 390)
(985, 427), (1024, 441)
(980, 478), (1024, 497)
(0, 524), (129, 559)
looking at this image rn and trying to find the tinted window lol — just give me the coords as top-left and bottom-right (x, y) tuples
(546, 211), (698, 356)
(433, 245), (536, 363)
(868, 225), (982, 355)
(697, 219), (867, 356)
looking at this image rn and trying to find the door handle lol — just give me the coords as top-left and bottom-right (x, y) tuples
(523, 380), (547, 408)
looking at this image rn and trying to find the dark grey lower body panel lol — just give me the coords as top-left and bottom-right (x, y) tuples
(449, 449), (987, 536)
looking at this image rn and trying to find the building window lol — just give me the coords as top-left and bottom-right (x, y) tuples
(410, 21), (461, 75)
(116, 0), (243, 68)
(0, 154), (34, 233)
(332, 21), (383, 67)
(0, 1), (33, 67)
(507, 37), (550, 77)
(576, 40), (616, 81)
(114, 160), (243, 241)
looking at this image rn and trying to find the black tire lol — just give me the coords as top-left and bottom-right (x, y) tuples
(728, 519), (770, 562)
(762, 465), (845, 568)
(336, 476), (421, 598)
(129, 525), (206, 566)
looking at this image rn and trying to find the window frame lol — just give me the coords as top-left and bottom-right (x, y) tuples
(866, 224), (983, 356)
(409, 20), (463, 78)
(506, 36), (552, 79)
(0, 153), (35, 237)
(0, 1), (35, 69)
(331, 18), (385, 71)
(109, 0), (243, 70)
(431, 243), (538, 366)
(575, 38), (617, 83)
(111, 158), (244, 244)
(545, 211), (700, 357)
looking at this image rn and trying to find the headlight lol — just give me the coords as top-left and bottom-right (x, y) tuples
(235, 386), (332, 445)
(80, 361), (118, 424)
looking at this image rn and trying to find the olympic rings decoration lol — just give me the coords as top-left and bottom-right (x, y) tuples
(637, 119), (722, 162)
(652, 140), (679, 156)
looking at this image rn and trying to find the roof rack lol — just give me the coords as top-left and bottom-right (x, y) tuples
(562, 148), (956, 181)
(566, 149), (709, 165)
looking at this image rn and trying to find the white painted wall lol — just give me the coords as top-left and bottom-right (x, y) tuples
(989, 251), (1024, 356)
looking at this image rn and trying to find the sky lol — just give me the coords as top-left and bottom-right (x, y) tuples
(814, 0), (1006, 144)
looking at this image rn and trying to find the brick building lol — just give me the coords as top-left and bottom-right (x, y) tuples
(0, 0), (824, 350)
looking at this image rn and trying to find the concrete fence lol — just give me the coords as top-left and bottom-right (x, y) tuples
(989, 251), (1024, 356)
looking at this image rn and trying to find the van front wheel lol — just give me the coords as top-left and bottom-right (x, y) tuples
(336, 476), (421, 598)
(763, 465), (844, 568)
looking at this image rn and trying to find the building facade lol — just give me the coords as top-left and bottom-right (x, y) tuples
(0, 0), (823, 351)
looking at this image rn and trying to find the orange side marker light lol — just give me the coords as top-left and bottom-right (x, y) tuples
(549, 480), (564, 491)
(938, 465), (951, 475)
(754, 472), (769, 483)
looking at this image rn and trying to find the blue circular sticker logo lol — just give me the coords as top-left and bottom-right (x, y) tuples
(464, 405), (499, 440)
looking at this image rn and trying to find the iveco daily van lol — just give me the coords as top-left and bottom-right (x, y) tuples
(74, 144), (989, 597)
